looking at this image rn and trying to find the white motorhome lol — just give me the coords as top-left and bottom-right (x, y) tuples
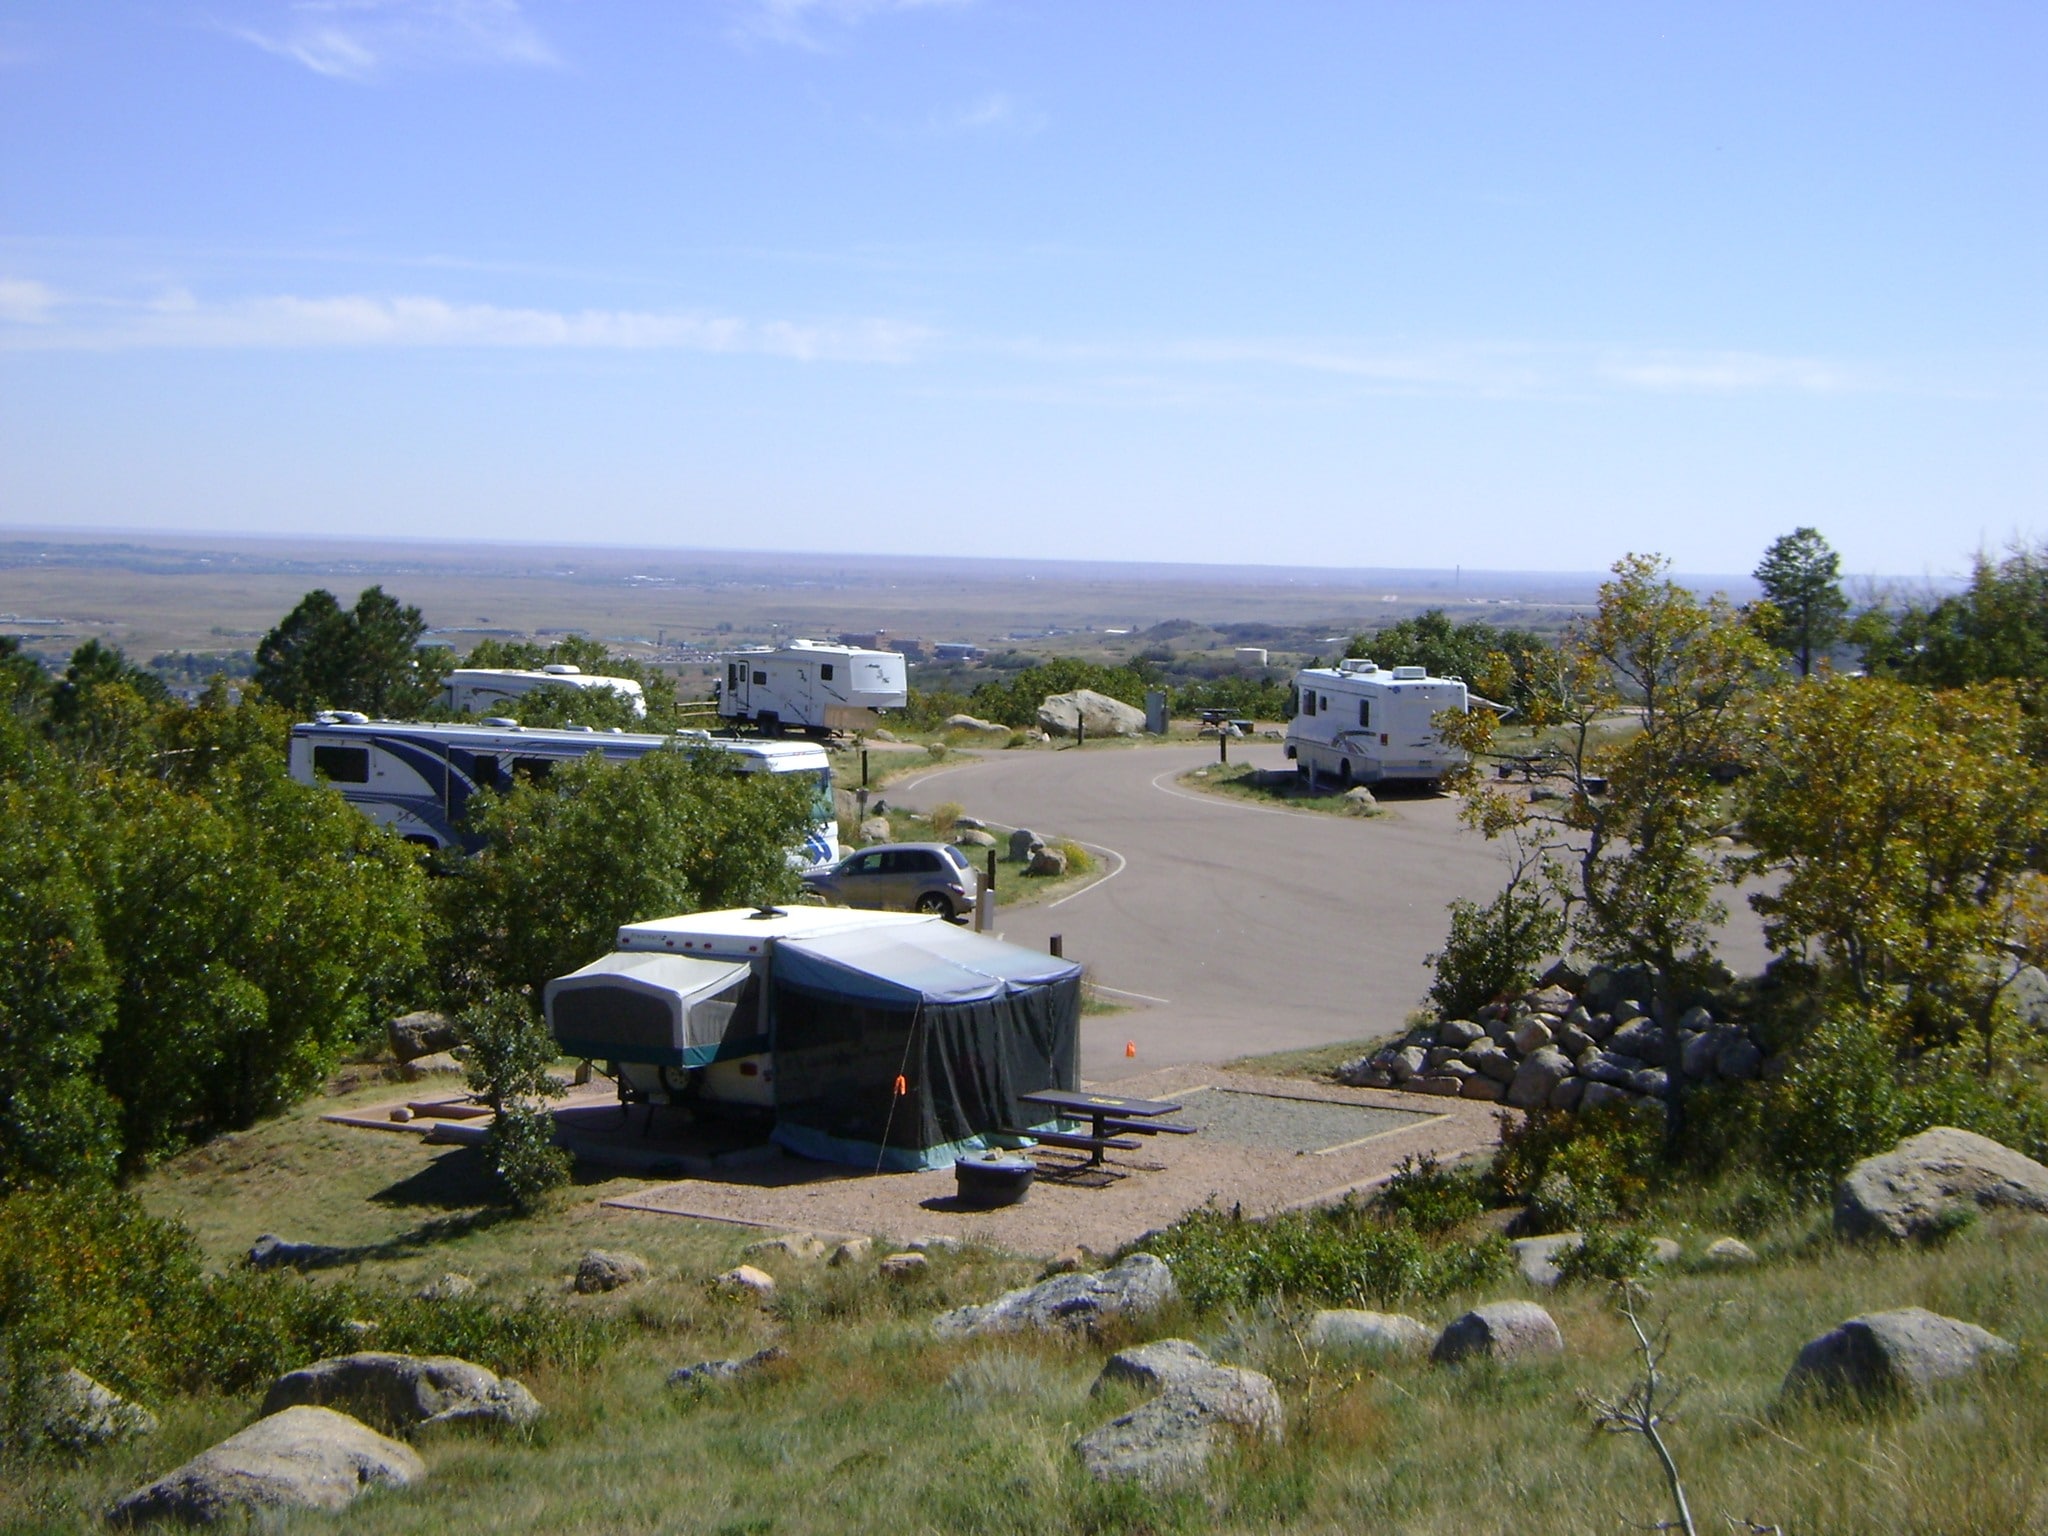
(1283, 659), (1469, 788)
(288, 715), (838, 867)
(717, 640), (907, 734)
(548, 906), (938, 1109)
(442, 664), (647, 719)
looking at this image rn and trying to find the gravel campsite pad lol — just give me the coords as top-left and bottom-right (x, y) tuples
(596, 1066), (1496, 1258)
(1171, 1086), (1429, 1153)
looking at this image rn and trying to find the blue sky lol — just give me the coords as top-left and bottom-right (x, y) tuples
(1, 2), (2042, 580)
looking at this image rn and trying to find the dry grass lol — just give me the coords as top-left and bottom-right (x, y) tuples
(17, 1082), (2048, 1534)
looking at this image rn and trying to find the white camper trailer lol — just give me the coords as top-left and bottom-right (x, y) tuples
(442, 665), (647, 719)
(548, 906), (936, 1110)
(1283, 659), (1468, 788)
(288, 716), (838, 867)
(717, 640), (907, 734)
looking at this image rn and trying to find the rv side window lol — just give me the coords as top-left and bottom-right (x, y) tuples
(513, 757), (554, 784)
(820, 664), (834, 681)
(1302, 691), (1316, 717)
(1358, 699), (1372, 728)
(312, 745), (370, 784)
(753, 670), (767, 686)
(728, 663), (741, 688)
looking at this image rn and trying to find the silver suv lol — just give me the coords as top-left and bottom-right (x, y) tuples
(801, 842), (979, 920)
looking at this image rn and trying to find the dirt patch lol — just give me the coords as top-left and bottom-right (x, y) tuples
(596, 1066), (1500, 1259)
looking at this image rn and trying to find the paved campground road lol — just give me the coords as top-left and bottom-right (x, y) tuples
(889, 742), (1772, 1083)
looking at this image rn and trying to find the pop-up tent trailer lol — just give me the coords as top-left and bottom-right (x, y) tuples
(767, 920), (1080, 1169)
(543, 907), (1081, 1170)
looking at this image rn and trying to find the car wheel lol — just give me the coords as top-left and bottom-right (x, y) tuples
(915, 892), (955, 918)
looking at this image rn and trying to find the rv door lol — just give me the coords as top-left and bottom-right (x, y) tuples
(727, 661), (748, 714)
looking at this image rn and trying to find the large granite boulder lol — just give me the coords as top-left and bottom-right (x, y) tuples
(248, 1234), (340, 1271)
(261, 1352), (541, 1434)
(1074, 1365), (1282, 1485)
(1432, 1302), (1565, 1364)
(1037, 690), (1146, 739)
(1506, 1047), (1575, 1109)
(387, 1010), (460, 1063)
(107, 1406), (423, 1526)
(1092, 1339), (1219, 1394)
(1782, 1308), (2016, 1406)
(1305, 1310), (1432, 1356)
(42, 1368), (157, 1452)
(573, 1249), (650, 1293)
(1834, 1127), (2048, 1241)
(932, 1254), (1176, 1338)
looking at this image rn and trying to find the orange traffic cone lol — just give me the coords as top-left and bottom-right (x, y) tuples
(1125, 1041), (1137, 1059)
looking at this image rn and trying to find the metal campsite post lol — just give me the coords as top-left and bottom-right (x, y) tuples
(1219, 730), (1228, 765)
(985, 849), (996, 891)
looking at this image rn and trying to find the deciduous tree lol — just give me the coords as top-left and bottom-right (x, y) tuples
(254, 586), (442, 717)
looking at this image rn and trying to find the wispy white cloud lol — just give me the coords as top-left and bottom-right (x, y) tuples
(728, 0), (969, 51)
(0, 284), (930, 361)
(932, 91), (1045, 136)
(1601, 350), (1864, 394)
(0, 278), (58, 325)
(221, 0), (558, 81)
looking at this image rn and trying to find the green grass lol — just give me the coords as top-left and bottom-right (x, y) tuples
(1177, 761), (1412, 816)
(16, 1082), (2048, 1534)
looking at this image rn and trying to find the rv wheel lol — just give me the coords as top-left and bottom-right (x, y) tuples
(1337, 759), (1352, 786)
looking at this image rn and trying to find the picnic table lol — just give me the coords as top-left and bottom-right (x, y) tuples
(1012, 1088), (1198, 1167)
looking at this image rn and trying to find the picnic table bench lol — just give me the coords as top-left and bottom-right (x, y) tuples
(1008, 1088), (1197, 1167)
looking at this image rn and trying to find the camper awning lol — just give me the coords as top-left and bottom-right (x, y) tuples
(773, 923), (1081, 1006)
(545, 951), (756, 1067)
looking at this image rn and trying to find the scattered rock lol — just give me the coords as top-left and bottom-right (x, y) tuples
(955, 828), (998, 848)
(1074, 1366), (1282, 1486)
(1703, 1237), (1758, 1267)
(1037, 689), (1146, 739)
(573, 1249), (649, 1294)
(107, 1406), (423, 1526)
(744, 1233), (829, 1262)
(42, 1368), (157, 1452)
(248, 1234), (339, 1271)
(262, 1353), (541, 1434)
(1027, 845), (1068, 877)
(869, 729), (899, 743)
(933, 1254), (1176, 1338)
(1835, 1127), (2048, 1241)
(1506, 1047), (1575, 1109)
(1342, 785), (1379, 812)
(415, 1272), (476, 1302)
(908, 1235), (964, 1253)
(668, 1346), (787, 1388)
(1783, 1308), (2017, 1406)
(879, 1252), (929, 1279)
(1008, 828), (1040, 861)
(387, 1010), (460, 1063)
(1511, 1234), (1583, 1288)
(1440, 1019), (1486, 1048)
(943, 715), (1007, 735)
(712, 1265), (777, 1300)
(1092, 1339), (1217, 1394)
(400, 1051), (464, 1081)
(827, 1237), (873, 1267)
(858, 816), (893, 843)
(1305, 1310), (1432, 1355)
(1432, 1302), (1565, 1364)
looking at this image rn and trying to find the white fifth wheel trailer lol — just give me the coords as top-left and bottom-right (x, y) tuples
(1283, 659), (1469, 788)
(717, 640), (906, 734)
(288, 715), (838, 867)
(442, 664), (647, 718)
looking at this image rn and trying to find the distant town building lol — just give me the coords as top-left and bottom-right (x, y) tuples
(933, 642), (988, 663)
(1235, 647), (1270, 667)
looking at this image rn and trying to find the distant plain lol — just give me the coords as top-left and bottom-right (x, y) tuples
(0, 528), (1705, 673)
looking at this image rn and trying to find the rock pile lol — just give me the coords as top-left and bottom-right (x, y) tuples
(1335, 967), (1765, 1114)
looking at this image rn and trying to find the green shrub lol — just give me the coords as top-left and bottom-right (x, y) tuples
(1493, 1107), (1661, 1232)
(1375, 1154), (1486, 1235)
(927, 801), (963, 837)
(1425, 885), (1564, 1021)
(1054, 839), (1094, 875)
(1552, 1227), (1656, 1286)
(459, 991), (570, 1212)
(0, 1185), (613, 1452)
(1131, 1198), (1506, 1311)
(1761, 1013), (1905, 1198)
